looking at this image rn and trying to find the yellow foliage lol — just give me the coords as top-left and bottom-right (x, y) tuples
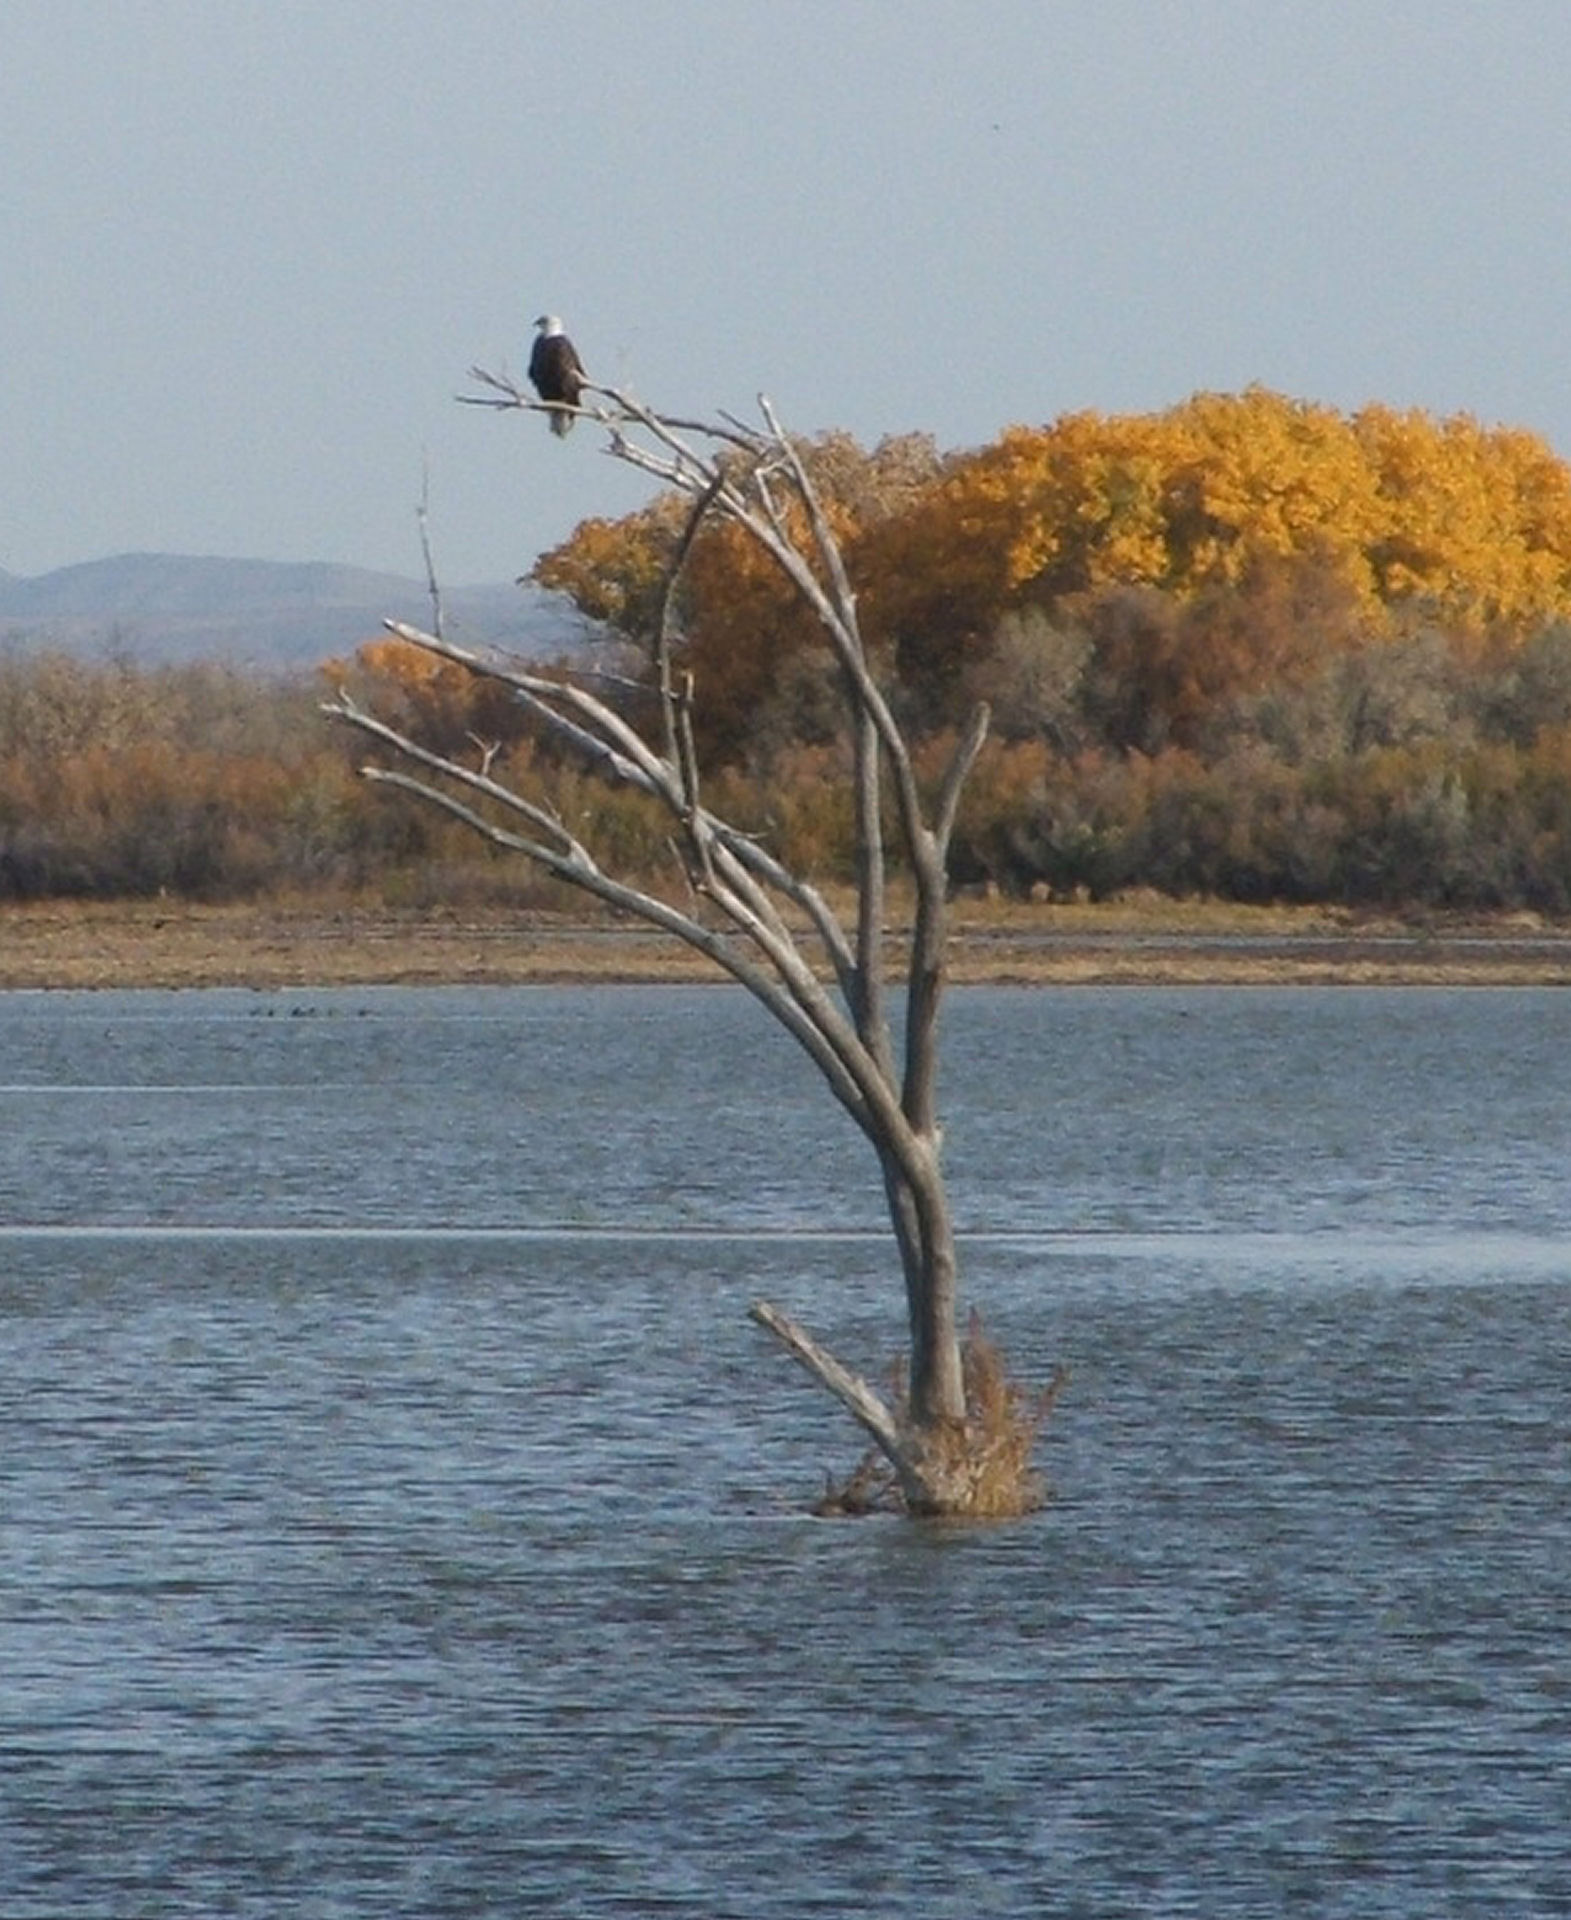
(527, 392), (1571, 760)
(329, 636), (531, 759)
(866, 390), (1571, 655)
(1354, 407), (1571, 632)
(533, 500), (691, 633)
(533, 432), (948, 764)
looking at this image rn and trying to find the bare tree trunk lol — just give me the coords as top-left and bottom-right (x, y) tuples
(324, 365), (1046, 1515)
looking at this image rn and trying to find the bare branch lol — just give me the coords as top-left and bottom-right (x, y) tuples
(749, 1299), (904, 1468)
(326, 696), (890, 1135)
(323, 684), (919, 1166)
(760, 396), (860, 620)
(934, 701), (992, 859)
(591, 377), (764, 459)
(674, 671), (703, 824)
(416, 461), (444, 642)
(654, 472), (726, 772)
(380, 620), (673, 800)
(323, 690), (584, 860)
(466, 731), (502, 778)
(362, 765), (582, 870)
(706, 829), (857, 993)
(373, 616), (860, 989)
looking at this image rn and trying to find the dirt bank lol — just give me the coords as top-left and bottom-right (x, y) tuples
(4, 897), (1569, 990)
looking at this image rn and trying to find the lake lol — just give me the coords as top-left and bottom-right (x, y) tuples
(2, 984), (1568, 1916)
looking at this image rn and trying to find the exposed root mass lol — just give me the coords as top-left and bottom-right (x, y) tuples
(812, 1314), (1067, 1520)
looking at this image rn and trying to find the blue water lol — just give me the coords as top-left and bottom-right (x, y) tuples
(2, 986), (1568, 1916)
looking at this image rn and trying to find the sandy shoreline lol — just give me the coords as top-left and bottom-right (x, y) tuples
(4, 897), (1570, 989)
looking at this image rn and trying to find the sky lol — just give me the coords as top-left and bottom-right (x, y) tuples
(5, 0), (1571, 587)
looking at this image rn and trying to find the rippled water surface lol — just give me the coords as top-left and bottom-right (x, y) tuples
(3, 985), (1569, 1916)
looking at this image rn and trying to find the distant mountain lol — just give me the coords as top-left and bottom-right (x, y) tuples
(0, 553), (597, 670)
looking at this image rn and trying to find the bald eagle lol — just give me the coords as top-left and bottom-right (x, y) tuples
(528, 315), (586, 436)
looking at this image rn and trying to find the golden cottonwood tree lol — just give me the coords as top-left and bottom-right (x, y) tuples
(863, 390), (1571, 657)
(540, 391), (1571, 756)
(1354, 407), (1571, 631)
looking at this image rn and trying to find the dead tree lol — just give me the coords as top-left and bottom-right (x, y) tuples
(324, 366), (1056, 1516)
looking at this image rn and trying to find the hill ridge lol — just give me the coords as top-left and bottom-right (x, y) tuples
(0, 551), (589, 669)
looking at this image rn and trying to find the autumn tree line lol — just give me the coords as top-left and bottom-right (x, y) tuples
(8, 387), (1571, 911)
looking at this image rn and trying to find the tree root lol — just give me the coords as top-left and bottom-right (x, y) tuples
(811, 1450), (904, 1517)
(754, 1300), (1067, 1519)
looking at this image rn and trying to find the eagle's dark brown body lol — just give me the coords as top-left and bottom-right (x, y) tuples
(528, 317), (586, 435)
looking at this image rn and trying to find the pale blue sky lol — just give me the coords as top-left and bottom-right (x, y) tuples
(5, 0), (1570, 585)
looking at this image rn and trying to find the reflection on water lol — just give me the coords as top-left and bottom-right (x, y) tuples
(2, 987), (1569, 1915)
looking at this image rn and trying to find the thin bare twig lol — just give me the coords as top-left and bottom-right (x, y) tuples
(416, 460), (444, 642)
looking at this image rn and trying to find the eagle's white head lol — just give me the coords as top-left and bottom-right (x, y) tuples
(534, 314), (565, 336)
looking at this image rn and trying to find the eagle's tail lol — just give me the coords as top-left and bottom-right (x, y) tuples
(549, 406), (574, 437)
